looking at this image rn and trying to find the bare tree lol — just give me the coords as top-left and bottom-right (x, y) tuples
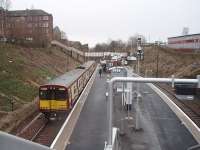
(0, 0), (11, 10)
(61, 31), (67, 40)
(0, 0), (4, 7)
(127, 34), (146, 52)
(93, 35), (146, 53)
(30, 4), (34, 10)
(128, 36), (138, 50)
(5, 0), (11, 10)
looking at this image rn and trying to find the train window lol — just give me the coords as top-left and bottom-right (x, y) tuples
(39, 88), (67, 100)
(39, 90), (51, 99)
(55, 90), (67, 100)
(74, 87), (77, 94)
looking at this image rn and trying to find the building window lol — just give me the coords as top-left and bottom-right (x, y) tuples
(33, 17), (38, 21)
(39, 23), (42, 27)
(43, 16), (49, 20)
(27, 23), (32, 28)
(28, 16), (32, 21)
(25, 37), (33, 41)
(41, 22), (48, 28)
(7, 24), (11, 28)
(44, 22), (48, 27)
(20, 16), (25, 21)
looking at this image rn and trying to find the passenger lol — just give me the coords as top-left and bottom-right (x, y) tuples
(99, 67), (102, 78)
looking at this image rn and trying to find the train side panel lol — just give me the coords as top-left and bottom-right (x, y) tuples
(70, 81), (79, 106)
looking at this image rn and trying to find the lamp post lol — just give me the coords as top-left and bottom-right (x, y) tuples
(135, 37), (144, 130)
(10, 98), (14, 111)
(155, 41), (160, 78)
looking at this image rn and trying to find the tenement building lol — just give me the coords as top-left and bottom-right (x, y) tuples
(0, 8), (53, 47)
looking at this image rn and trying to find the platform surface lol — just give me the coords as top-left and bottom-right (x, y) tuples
(66, 71), (198, 150)
(66, 74), (108, 150)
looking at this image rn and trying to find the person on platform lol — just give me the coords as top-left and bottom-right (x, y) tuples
(99, 67), (102, 78)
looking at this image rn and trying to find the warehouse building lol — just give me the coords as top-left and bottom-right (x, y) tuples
(168, 34), (200, 50)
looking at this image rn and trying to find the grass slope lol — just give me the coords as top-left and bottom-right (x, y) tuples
(140, 46), (200, 78)
(0, 44), (79, 112)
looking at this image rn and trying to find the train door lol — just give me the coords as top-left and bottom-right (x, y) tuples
(78, 76), (83, 93)
(50, 89), (56, 110)
(70, 85), (74, 105)
(83, 72), (86, 86)
(78, 78), (81, 94)
(68, 88), (72, 108)
(54, 87), (68, 110)
(70, 82), (78, 105)
(74, 81), (78, 99)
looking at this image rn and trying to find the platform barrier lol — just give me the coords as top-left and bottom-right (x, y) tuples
(0, 131), (51, 150)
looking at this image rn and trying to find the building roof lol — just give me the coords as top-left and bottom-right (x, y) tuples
(7, 9), (51, 17)
(53, 26), (61, 33)
(168, 33), (200, 39)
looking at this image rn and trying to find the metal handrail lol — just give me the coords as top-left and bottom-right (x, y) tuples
(106, 75), (200, 147)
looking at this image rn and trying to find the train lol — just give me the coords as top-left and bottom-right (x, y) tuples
(38, 61), (96, 119)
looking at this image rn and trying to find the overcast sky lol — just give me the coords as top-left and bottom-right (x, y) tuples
(12, 0), (200, 47)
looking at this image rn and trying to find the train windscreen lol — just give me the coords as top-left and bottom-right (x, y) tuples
(39, 87), (68, 100)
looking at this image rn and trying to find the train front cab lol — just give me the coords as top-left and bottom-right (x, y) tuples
(39, 85), (69, 118)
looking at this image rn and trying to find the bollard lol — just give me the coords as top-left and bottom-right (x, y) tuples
(172, 75), (175, 88)
(119, 83), (125, 136)
(197, 75), (200, 88)
(135, 93), (141, 131)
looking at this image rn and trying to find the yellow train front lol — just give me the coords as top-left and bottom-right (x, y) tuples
(39, 85), (69, 118)
(38, 61), (96, 119)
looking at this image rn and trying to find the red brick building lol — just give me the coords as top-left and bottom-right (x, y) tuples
(0, 8), (53, 46)
(0, 7), (6, 39)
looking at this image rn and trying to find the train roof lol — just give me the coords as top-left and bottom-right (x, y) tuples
(42, 61), (95, 88)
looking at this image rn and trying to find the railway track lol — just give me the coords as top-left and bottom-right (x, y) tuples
(16, 113), (48, 141)
(16, 112), (68, 146)
(32, 114), (68, 146)
(156, 83), (200, 127)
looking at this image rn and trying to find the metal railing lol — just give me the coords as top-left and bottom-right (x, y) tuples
(106, 75), (200, 148)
